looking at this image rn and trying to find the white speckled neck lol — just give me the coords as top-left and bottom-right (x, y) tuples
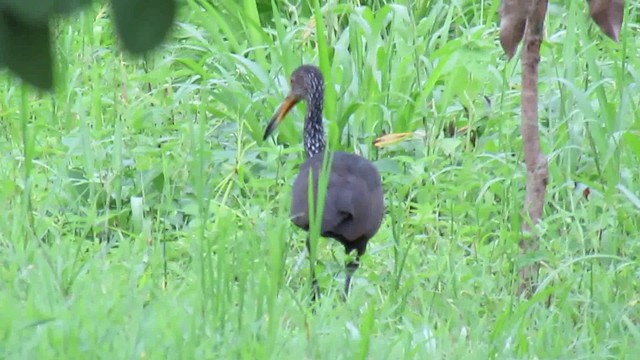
(303, 71), (326, 157)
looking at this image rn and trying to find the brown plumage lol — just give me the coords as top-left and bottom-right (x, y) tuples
(263, 65), (384, 300)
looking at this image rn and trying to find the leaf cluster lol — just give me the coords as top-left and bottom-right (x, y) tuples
(0, 0), (176, 90)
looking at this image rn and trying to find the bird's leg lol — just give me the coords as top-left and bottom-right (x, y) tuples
(306, 235), (320, 302)
(343, 252), (360, 301)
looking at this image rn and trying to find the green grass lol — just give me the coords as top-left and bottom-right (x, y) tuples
(1, 0), (639, 358)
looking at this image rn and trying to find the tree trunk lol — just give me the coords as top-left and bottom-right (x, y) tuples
(518, 0), (549, 297)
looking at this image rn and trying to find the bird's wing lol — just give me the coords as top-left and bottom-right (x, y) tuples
(292, 164), (354, 234)
(321, 173), (368, 241)
(291, 153), (383, 242)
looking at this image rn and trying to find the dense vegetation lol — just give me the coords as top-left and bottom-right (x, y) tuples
(0, 1), (638, 358)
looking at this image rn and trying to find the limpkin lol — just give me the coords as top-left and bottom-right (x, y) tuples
(263, 65), (385, 300)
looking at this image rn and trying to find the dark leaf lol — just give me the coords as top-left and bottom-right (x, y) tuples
(0, 9), (53, 89)
(587, 0), (624, 42)
(111, 0), (176, 54)
(52, 0), (93, 15)
(499, 0), (532, 59)
(1, 0), (92, 24)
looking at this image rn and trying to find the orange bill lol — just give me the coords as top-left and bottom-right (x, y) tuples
(372, 132), (413, 148)
(263, 94), (300, 140)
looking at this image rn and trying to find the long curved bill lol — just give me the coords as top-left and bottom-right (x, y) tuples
(263, 94), (300, 140)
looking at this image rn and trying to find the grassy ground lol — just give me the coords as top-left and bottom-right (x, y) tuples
(1, 0), (639, 358)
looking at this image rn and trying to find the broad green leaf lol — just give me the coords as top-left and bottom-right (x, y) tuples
(616, 184), (640, 211)
(0, 9), (53, 89)
(438, 137), (462, 156)
(622, 131), (640, 160)
(374, 158), (403, 175)
(111, 0), (176, 54)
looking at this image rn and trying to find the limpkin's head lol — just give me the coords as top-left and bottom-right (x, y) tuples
(263, 65), (325, 140)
